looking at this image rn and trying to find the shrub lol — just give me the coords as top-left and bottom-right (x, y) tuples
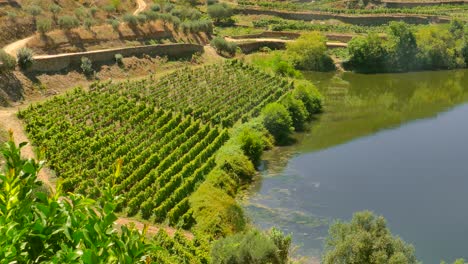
(83, 18), (95, 31)
(0, 50), (16, 72)
(237, 127), (264, 167)
(207, 3), (233, 25)
(115, 53), (124, 65)
(16, 48), (34, 70)
(74, 7), (87, 19)
(111, 0), (121, 10)
(107, 19), (120, 31)
(216, 145), (256, 183)
(345, 33), (388, 73)
(322, 211), (418, 264)
(293, 81), (323, 116)
(210, 36), (237, 56)
(49, 4), (62, 17)
(58, 15), (79, 31)
(281, 94), (308, 131)
(416, 27), (459, 70)
(190, 183), (245, 239)
(26, 5), (42, 17)
(103, 5), (116, 14)
(36, 18), (52, 35)
(137, 14), (148, 25)
(211, 228), (291, 264)
(207, 0), (218, 5)
(123, 14), (138, 26)
(80, 57), (93, 75)
(262, 103), (293, 145)
(89, 6), (99, 17)
(286, 31), (335, 72)
(386, 21), (418, 71)
(150, 4), (161, 12)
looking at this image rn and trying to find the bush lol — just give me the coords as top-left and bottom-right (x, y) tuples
(49, 4), (62, 16)
(136, 14), (148, 25)
(103, 5), (116, 14)
(150, 4), (161, 11)
(322, 211), (418, 264)
(115, 53), (124, 65)
(190, 183), (246, 239)
(58, 15), (79, 31)
(416, 27), (459, 70)
(83, 18), (95, 31)
(216, 145), (256, 183)
(89, 6), (99, 17)
(16, 48), (34, 70)
(0, 50), (16, 72)
(286, 32), (335, 72)
(80, 57), (93, 75)
(262, 103), (293, 145)
(281, 94), (308, 131)
(107, 19), (120, 31)
(293, 81), (323, 116)
(210, 37), (237, 56)
(237, 127), (264, 167)
(386, 21), (418, 71)
(211, 228), (291, 264)
(345, 33), (388, 73)
(26, 5), (42, 17)
(123, 14), (138, 26)
(36, 18), (52, 34)
(207, 3), (233, 25)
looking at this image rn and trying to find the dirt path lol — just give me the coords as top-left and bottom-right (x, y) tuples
(0, 109), (54, 189)
(116, 217), (194, 239)
(133, 0), (147, 15)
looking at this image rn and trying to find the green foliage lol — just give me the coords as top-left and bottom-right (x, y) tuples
(262, 103), (293, 145)
(322, 211), (418, 264)
(83, 18), (95, 31)
(211, 228), (291, 264)
(107, 19), (120, 31)
(416, 26), (460, 70)
(387, 21), (418, 71)
(286, 32), (335, 72)
(16, 48), (34, 70)
(75, 6), (88, 19)
(123, 14), (139, 26)
(346, 33), (388, 73)
(115, 53), (124, 65)
(37, 18), (52, 35)
(49, 4), (62, 15)
(210, 37), (237, 56)
(26, 5), (42, 17)
(0, 135), (159, 263)
(293, 81), (323, 116)
(216, 144), (256, 183)
(89, 6), (99, 17)
(281, 94), (308, 131)
(58, 15), (79, 31)
(103, 5), (117, 14)
(237, 127), (264, 167)
(150, 4), (161, 12)
(190, 183), (246, 239)
(80, 57), (94, 76)
(441, 259), (467, 264)
(207, 3), (234, 25)
(111, 0), (122, 10)
(0, 50), (16, 72)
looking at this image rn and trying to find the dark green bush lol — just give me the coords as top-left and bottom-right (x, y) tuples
(237, 127), (264, 167)
(58, 15), (79, 31)
(36, 18), (52, 35)
(123, 14), (138, 26)
(293, 81), (323, 116)
(281, 94), (309, 131)
(207, 3), (234, 26)
(80, 57), (93, 75)
(262, 103), (293, 145)
(345, 33), (388, 73)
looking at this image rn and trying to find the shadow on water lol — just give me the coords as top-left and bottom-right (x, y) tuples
(242, 69), (468, 263)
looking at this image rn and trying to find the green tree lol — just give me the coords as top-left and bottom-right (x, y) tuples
(387, 21), (418, 71)
(262, 103), (293, 145)
(207, 3), (233, 25)
(346, 33), (388, 73)
(286, 32), (335, 72)
(416, 27), (457, 69)
(49, 4), (62, 23)
(322, 211), (418, 264)
(26, 5), (42, 27)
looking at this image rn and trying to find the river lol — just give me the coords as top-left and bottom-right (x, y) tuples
(242, 69), (468, 263)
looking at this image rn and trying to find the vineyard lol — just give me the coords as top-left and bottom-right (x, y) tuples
(19, 61), (292, 225)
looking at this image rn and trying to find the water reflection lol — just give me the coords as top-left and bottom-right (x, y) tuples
(242, 69), (468, 263)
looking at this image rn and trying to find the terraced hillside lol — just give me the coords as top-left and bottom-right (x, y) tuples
(19, 61), (293, 224)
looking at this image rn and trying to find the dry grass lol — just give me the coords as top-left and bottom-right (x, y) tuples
(27, 21), (211, 54)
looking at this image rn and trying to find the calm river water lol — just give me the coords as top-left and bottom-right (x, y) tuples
(242, 69), (468, 263)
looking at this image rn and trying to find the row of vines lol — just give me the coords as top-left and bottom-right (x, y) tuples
(19, 61), (292, 226)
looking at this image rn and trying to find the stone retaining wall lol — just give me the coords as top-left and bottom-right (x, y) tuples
(29, 43), (203, 72)
(236, 8), (451, 25)
(237, 41), (286, 53)
(230, 31), (356, 42)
